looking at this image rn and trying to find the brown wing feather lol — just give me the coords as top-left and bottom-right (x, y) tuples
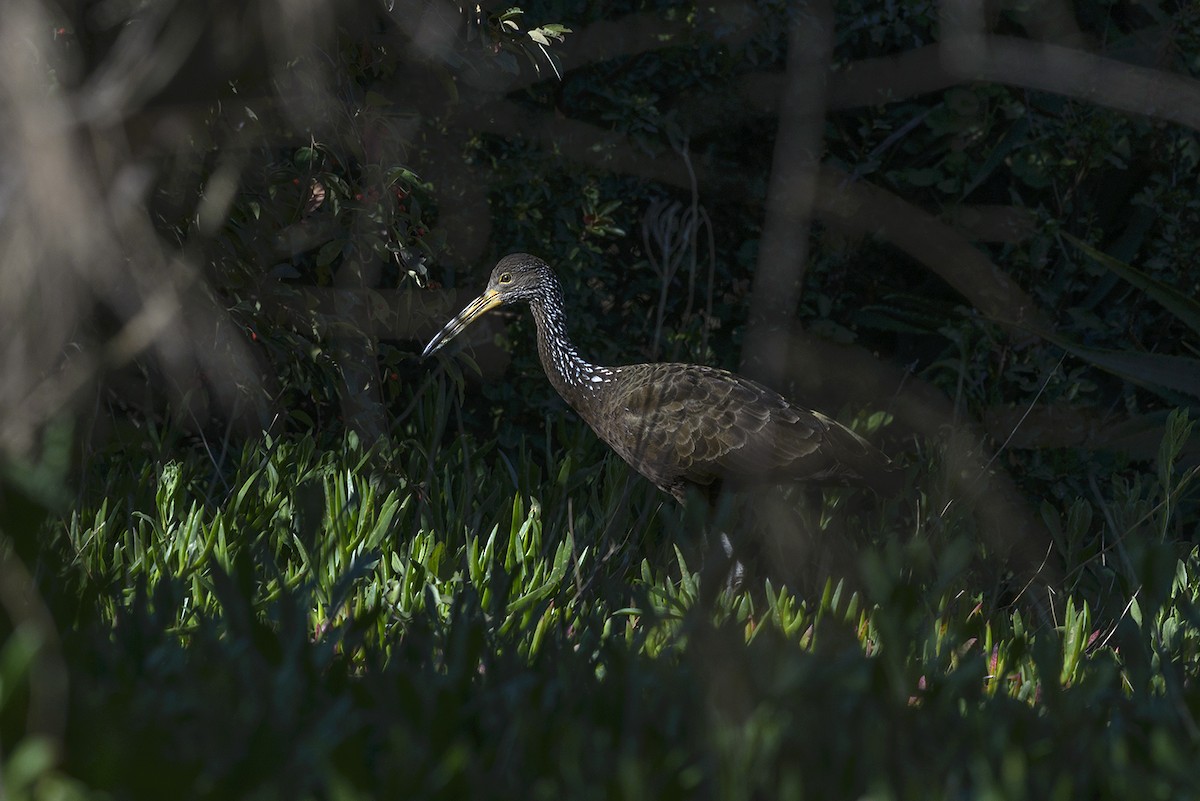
(591, 364), (897, 500)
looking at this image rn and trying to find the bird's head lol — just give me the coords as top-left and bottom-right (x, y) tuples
(421, 253), (556, 359)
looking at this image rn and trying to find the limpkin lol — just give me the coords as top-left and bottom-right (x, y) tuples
(421, 253), (900, 506)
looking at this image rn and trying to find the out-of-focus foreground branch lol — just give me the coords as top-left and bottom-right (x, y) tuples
(0, 0), (275, 462)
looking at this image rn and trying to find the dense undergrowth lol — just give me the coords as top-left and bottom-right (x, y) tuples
(4, 0), (1200, 798)
(3, 398), (1197, 799)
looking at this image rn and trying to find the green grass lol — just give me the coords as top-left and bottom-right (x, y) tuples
(3, 406), (1199, 799)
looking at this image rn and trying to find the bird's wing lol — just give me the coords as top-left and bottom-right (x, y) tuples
(602, 365), (881, 491)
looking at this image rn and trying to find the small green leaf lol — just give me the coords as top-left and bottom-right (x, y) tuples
(316, 238), (346, 267)
(294, 146), (319, 166)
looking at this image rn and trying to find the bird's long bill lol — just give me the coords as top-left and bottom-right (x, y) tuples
(420, 289), (503, 359)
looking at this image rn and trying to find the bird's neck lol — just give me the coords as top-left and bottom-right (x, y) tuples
(529, 290), (614, 409)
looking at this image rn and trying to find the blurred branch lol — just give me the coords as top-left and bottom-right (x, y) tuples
(740, 0), (833, 386)
(941, 205), (1037, 245)
(254, 285), (448, 339)
(812, 167), (1054, 338)
(0, 0), (288, 458)
(942, 35), (1200, 132)
(736, 37), (1200, 130)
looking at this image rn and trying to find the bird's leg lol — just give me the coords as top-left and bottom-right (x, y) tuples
(697, 531), (737, 608)
(695, 488), (754, 605)
(719, 532), (746, 593)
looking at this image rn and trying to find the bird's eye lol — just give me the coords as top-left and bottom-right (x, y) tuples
(499, 272), (512, 284)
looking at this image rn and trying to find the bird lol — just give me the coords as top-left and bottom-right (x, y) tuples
(421, 253), (901, 507)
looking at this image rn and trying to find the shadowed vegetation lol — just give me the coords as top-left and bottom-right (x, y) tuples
(1, 0), (1199, 798)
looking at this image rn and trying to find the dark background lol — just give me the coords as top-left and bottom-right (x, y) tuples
(1, 0), (1198, 797)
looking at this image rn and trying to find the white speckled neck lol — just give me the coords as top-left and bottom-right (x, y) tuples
(528, 284), (615, 401)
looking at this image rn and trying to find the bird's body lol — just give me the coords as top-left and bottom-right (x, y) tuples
(422, 253), (899, 504)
